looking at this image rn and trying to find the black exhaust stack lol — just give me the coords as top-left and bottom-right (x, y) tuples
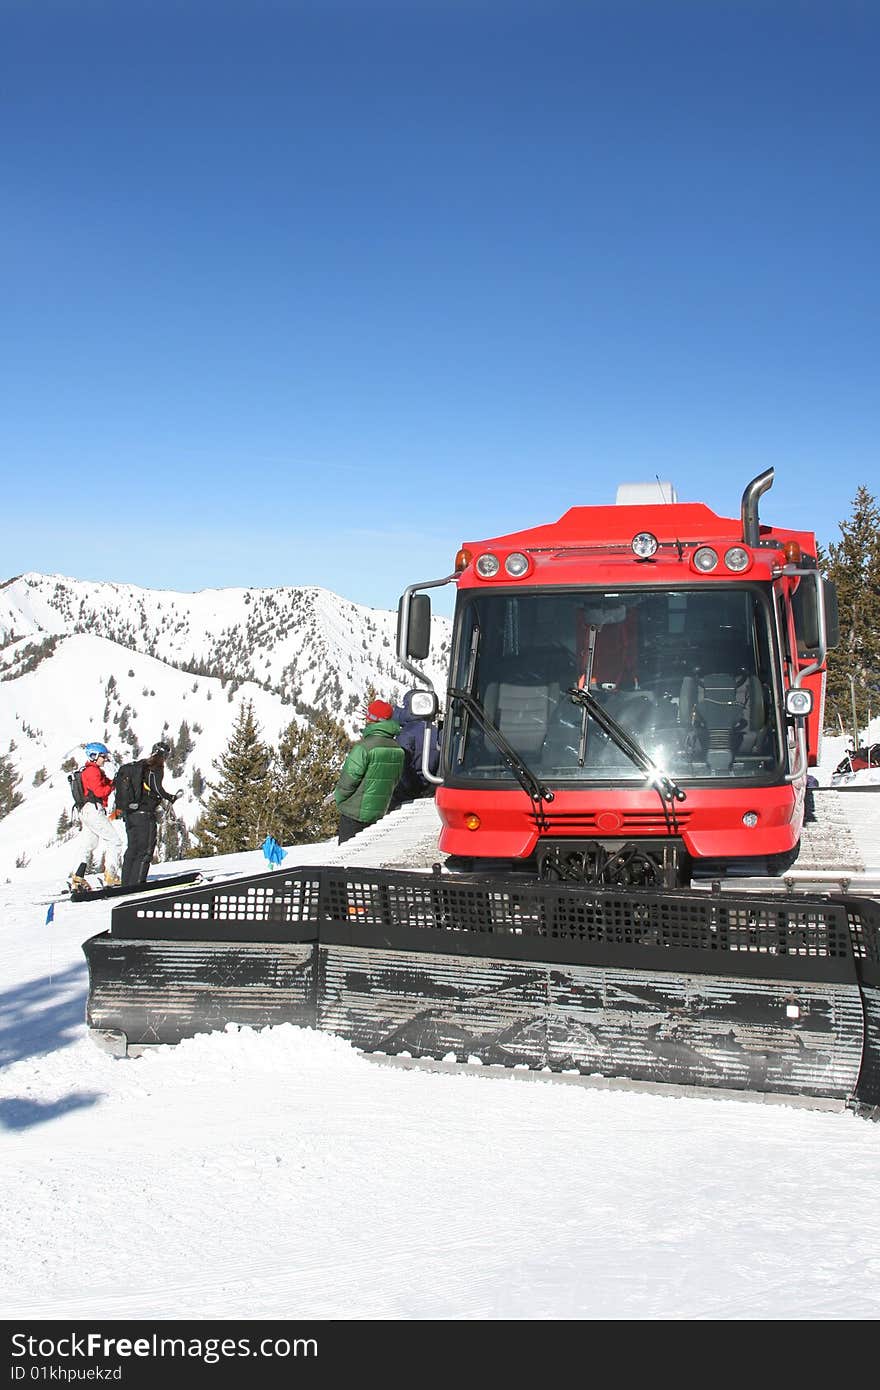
(741, 468), (774, 547)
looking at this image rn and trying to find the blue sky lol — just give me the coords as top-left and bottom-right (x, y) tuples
(2, 0), (877, 612)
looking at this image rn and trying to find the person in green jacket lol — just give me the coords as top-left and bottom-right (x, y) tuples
(333, 699), (405, 844)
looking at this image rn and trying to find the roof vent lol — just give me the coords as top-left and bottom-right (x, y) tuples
(615, 481), (678, 506)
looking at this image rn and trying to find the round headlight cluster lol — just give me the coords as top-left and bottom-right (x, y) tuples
(693, 546), (718, 572)
(631, 532), (659, 559)
(724, 546), (751, 572)
(475, 552), (530, 579)
(692, 544), (753, 574)
(505, 552), (529, 577)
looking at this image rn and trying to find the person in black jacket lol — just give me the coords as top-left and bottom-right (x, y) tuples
(121, 742), (182, 886)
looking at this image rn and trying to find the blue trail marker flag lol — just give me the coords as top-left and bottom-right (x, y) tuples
(261, 835), (287, 868)
(45, 902), (55, 925)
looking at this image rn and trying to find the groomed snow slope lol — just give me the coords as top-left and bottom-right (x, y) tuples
(1, 795), (880, 1321)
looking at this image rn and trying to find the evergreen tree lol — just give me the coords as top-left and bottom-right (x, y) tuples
(270, 712), (351, 845)
(191, 701), (273, 855)
(158, 812), (191, 862)
(824, 485), (880, 738)
(0, 752), (23, 820)
(168, 719), (194, 776)
(360, 682), (379, 724)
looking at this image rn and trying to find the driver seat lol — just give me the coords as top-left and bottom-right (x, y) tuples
(679, 670), (766, 768)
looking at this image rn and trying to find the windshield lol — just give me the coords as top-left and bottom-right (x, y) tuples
(448, 587), (782, 783)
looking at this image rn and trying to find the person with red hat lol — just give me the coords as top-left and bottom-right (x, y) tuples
(332, 698), (405, 844)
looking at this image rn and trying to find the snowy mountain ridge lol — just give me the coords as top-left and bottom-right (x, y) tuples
(0, 572), (451, 878)
(0, 572), (450, 719)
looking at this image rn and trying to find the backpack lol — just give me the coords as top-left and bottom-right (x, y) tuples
(114, 759), (146, 815)
(68, 769), (88, 810)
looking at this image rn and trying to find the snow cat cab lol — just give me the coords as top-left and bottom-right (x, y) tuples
(81, 470), (880, 1119)
(397, 469), (840, 888)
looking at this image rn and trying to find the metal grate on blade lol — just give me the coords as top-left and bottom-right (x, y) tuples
(321, 871), (857, 958)
(132, 875), (322, 924)
(111, 865), (878, 969)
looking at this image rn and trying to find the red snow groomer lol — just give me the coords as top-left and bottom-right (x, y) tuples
(83, 471), (880, 1119)
(399, 468), (838, 887)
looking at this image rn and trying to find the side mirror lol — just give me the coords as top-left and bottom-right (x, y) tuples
(397, 592), (432, 661)
(792, 572), (839, 654)
(792, 577), (820, 653)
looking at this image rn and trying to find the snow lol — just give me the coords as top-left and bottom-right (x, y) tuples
(0, 633), (296, 877)
(815, 713), (880, 787)
(3, 576), (880, 1320)
(0, 572), (451, 719)
(2, 800), (880, 1321)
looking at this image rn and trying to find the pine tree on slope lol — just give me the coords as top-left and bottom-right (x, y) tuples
(360, 682), (379, 724)
(824, 485), (880, 737)
(271, 711), (351, 845)
(191, 701), (273, 855)
(158, 813), (191, 863)
(0, 752), (23, 821)
(168, 720), (195, 777)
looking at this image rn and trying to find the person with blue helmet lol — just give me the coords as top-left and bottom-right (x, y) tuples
(68, 742), (124, 891)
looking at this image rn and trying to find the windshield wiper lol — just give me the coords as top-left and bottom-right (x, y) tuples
(448, 688), (555, 813)
(577, 624), (599, 766)
(567, 686), (686, 804)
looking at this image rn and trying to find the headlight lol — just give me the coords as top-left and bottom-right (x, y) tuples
(724, 546), (751, 572)
(785, 688), (813, 717)
(631, 532), (659, 559)
(475, 553), (500, 578)
(693, 546), (718, 572)
(409, 690), (438, 719)
(504, 552), (529, 577)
